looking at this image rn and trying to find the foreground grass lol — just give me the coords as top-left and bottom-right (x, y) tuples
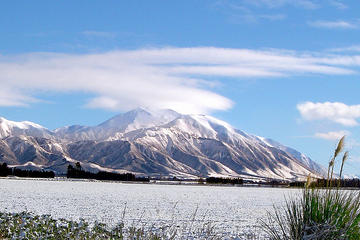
(0, 211), (223, 240)
(0, 211), (267, 239)
(263, 189), (360, 240)
(262, 136), (360, 240)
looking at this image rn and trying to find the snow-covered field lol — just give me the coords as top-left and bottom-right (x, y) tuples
(0, 178), (299, 237)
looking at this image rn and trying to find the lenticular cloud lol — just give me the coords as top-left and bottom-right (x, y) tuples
(0, 47), (358, 114)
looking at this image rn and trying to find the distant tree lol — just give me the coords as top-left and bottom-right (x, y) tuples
(206, 177), (243, 184)
(66, 163), (148, 182)
(67, 164), (75, 178)
(0, 163), (9, 176)
(10, 167), (54, 178)
(75, 162), (82, 171)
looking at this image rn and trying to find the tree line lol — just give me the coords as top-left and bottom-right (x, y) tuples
(0, 163), (55, 178)
(290, 178), (360, 188)
(206, 177), (243, 184)
(67, 162), (149, 182)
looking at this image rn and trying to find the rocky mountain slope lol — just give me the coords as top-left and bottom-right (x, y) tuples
(0, 109), (326, 180)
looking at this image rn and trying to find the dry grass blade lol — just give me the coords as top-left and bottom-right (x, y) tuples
(339, 151), (349, 179)
(334, 135), (345, 159)
(305, 173), (312, 189)
(326, 158), (334, 188)
(329, 135), (346, 188)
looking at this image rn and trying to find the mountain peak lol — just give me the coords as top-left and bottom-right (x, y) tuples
(0, 117), (50, 139)
(0, 117), (45, 130)
(97, 108), (181, 133)
(128, 107), (151, 115)
(163, 113), (236, 140)
(129, 107), (180, 118)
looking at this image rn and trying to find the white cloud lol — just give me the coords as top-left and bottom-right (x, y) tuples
(314, 130), (350, 140)
(294, 0), (318, 9)
(309, 20), (357, 29)
(259, 14), (286, 21)
(240, 0), (347, 10)
(328, 45), (360, 53)
(329, 0), (348, 10)
(240, 0), (318, 9)
(297, 102), (360, 126)
(81, 31), (116, 38)
(217, 0), (316, 23)
(0, 88), (36, 107)
(0, 47), (359, 114)
(231, 13), (286, 23)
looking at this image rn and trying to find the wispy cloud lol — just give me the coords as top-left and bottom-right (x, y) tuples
(291, 0), (319, 9)
(297, 102), (360, 126)
(81, 31), (116, 38)
(0, 47), (359, 113)
(329, 0), (348, 10)
(229, 13), (286, 23)
(216, 0), (318, 23)
(0, 87), (36, 107)
(314, 130), (350, 140)
(309, 20), (357, 29)
(328, 45), (360, 53)
(242, 0), (348, 10)
(258, 14), (286, 21)
(239, 0), (318, 9)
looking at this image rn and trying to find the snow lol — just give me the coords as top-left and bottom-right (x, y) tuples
(0, 117), (45, 130)
(99, 108), (180, 133)
(0, 178), (300, 238)
(8, 162), (44, 169)
(194, 114), (235, 134)
(0, 117), (51, 139)
(255, 136), (274, 147)
(343, 174), (360, 179)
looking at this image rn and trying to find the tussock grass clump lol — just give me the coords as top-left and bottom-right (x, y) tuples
(263, 135), (360, 240)
(263, 189), (360, 240)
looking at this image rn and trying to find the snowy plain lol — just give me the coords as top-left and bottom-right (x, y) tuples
(0, 178), (300, 237)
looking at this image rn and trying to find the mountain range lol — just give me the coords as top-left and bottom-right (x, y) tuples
(0, 108), (326, 180)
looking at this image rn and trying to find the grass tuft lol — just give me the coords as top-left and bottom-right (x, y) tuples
(263, 189), (360, 240)
(262, 135), (360, 240)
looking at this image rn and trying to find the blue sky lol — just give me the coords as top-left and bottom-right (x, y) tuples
(1, 0), (360, 175)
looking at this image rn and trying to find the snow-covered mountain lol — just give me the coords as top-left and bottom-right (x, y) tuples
(0, 109), (326, 180)
(0, 117), (54, 139)
(54, 108), (181, 141)
(255, 138), (327, 177)
(343, 174), (360, 179)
